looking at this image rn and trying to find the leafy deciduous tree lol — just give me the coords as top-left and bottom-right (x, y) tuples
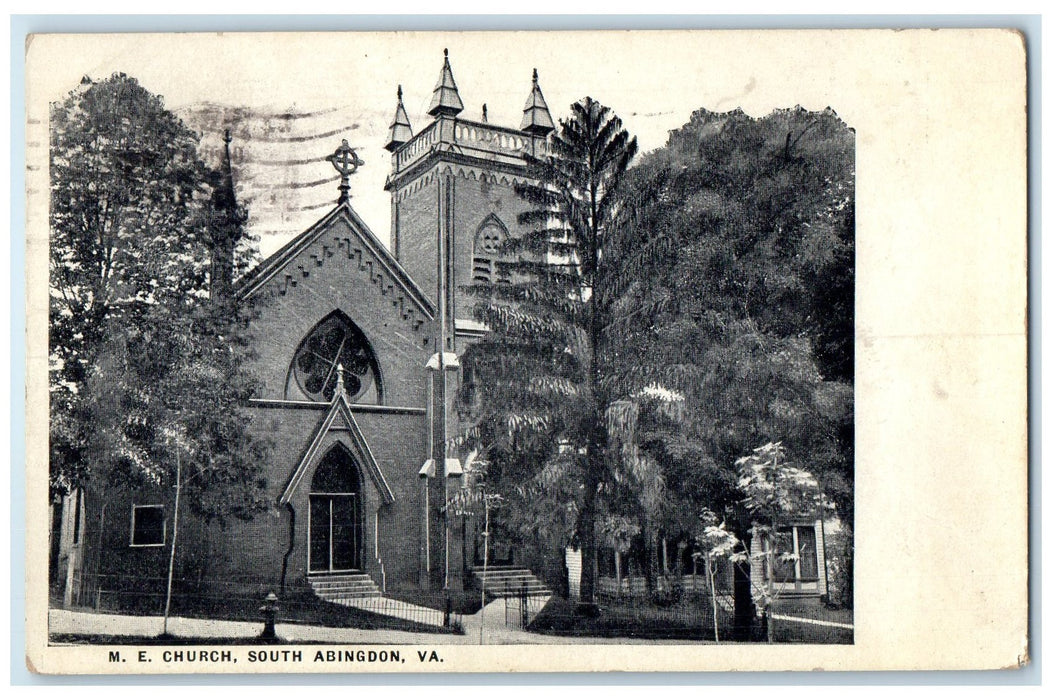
(49, 73), (211, 494)
(49, 73), (273, 597)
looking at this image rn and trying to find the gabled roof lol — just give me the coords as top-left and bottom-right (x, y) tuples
(279, 391), (395, 505)
(236, 200), (435, 320)
(428, 49), (464, 117)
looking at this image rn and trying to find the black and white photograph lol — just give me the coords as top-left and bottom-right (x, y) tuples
(23, 28), (1026, 674)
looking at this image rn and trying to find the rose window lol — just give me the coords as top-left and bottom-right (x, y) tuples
(291, 313), (380, 403)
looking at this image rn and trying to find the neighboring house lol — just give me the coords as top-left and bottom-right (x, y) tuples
(52, 51), (558, 609)
(569, 517), (832, 602)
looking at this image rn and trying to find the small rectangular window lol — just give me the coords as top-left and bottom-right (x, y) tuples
(130, 505), (166, 547)
(796, 526), (819, 580)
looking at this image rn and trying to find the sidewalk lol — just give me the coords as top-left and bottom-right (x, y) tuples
(48, 596), (696, 645)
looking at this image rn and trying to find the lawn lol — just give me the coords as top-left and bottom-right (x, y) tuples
(770, 597), (853, 644)
(68, 588), (460, 637)
(384, 588), (490, 615)
(527, 594), (729, 641)
(526, 594), (853, 643)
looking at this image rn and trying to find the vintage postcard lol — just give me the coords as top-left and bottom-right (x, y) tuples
(24, 28), (1027, 674)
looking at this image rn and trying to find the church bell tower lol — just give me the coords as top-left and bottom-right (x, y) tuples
(383, 50), (554, 591)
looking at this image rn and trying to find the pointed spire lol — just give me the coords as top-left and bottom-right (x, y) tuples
(215, 129), (236, 209)
(208, 128), (241, 304)
(520, 68), (555, 135)
(428, 48), (464, 117)
(385, 85), (414, 152)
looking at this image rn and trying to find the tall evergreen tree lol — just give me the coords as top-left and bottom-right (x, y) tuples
(460, 97), (637, 605)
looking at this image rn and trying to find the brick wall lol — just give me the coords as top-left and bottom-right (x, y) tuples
(448, 170), (532, 326)
(392, 171), (440, 306)
(392, 164), (534, 330)
(238, 209), (434, 591)
(245, 214), (433, 406)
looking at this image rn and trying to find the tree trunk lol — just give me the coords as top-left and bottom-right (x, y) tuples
(766, 521), (777, 643)
(478, 498), (490, 644)
(732, 545), (757, 641)
(578, 465), (599, 606)
(707, 554), (721, 643)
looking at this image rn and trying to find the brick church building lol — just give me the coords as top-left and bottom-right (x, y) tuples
(52, 51), (559, 609)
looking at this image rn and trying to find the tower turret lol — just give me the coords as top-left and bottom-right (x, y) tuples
(427, 49), (464, 117)
(520, 68), (555, 136)
(384, 85), (414, 152)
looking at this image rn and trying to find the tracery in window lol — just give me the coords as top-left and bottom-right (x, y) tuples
(472, 216), (510, 284)
(288, 311), (382, 404)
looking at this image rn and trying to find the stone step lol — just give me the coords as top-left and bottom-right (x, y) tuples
(310, 579), (378, 590)
(317, 591), (382, 602)
(472, 566), (551, 599)
(480, 579), (550, 589)
(477, 568), (534, 576)
(484, 586), (551, 597)
(309, 573), (382, 603)
(308, 572), (374, 582)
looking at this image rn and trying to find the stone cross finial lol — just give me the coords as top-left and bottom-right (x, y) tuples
(326, 139), (364, 204)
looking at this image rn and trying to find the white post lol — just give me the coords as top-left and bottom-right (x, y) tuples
(707, 553), (720, 643)
(479, 496), (490, 645)
(163, 449), (182, 636)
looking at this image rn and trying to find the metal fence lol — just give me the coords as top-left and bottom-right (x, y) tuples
(341, 595), (462, 631)
(501, 587), (548, 628)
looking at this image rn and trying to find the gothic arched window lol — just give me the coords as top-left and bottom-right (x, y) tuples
(472, 215), (510, 284)
(287, 311), (382, 404)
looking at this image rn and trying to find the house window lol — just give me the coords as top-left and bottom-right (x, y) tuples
(772, 525), (819, 582)
(473, 217), (509, 284)
(130, 505), (166, 547)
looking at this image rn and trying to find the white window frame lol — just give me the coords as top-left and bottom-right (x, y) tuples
(129, 504), (167, 548)
(771, 524), (819, 583)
